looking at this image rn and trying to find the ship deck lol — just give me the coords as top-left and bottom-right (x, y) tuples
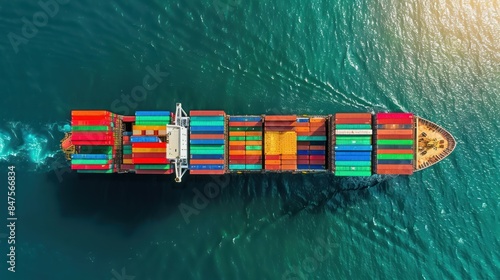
(415, 117), (456, 171)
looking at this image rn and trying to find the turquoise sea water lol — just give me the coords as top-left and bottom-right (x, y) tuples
(1, 0), (499, 279)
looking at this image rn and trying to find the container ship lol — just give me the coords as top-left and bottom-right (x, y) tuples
(60, 103), (456, 182)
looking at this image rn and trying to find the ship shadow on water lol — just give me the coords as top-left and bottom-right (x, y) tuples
(47, 166), (402, 235)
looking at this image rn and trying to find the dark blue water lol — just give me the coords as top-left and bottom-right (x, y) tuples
(0, 0), (499, 279)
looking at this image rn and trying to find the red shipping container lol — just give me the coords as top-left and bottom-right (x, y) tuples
(123, 154), (132, 159)
(229, 155), (246, 160)
(335, 113), (372, 119)
(229, 159), (246, 164)
(71, 164), (110, 170)
(310, 155), (325, 160)
(265, 121), (297, 126)
(120, 164), (135, 170)
(376, 134), (414, 140)
(376, 118), (413, 124)
(245, 155), (262, 160)
(309, 160), (325, 165)
(297, 155), (309, 160)
(132, 158), (169, 164)
(72, 132), (113, 141)
(297, 159), (309, 164)
(309, 145), (325, 150)
(71, 115), (112, 121)
(189, 110), (225, 116)
(72, 140), (114, 146)
(265, 155), (281, 160)
(245, 159), (262, 164)
(297, 145), (310, 150)
(190, 134), (225, 139)
(190, 159), (225, 165)
(122, 116), (136, 122)
(282, 159), (297, 165)
(229, 145), (246, 150)
(377, 149), (414, 154)
(295, 122), (310, 127)
(265, 126), (295, 131)
(229, 121), (262, 127)
(264, 115), (296, 121)
(71, 120), (112, 126)
(132, 153), (165, 158)
(309, 126), (327, 132)
(136, 170), (173, 175)
(190, 170), (225, 175)
(376, 113), (413, 119)
(335, 118), (371, 124)
(132, 143), (167, 148)
(307, 131), (326, 136)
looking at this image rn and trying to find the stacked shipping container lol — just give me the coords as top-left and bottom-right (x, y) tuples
(189, 110), (226, 175)
(264, 116), (297, 171)
(334, 113), (373, 176)
(375, 113), (414, 175)
(131, 111), (172, 174)
(228, 116), (263, 171)
(296, 117), (328, 170)
(70, 110), (117, 173)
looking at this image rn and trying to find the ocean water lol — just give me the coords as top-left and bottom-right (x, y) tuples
(1, 0), (499, 279)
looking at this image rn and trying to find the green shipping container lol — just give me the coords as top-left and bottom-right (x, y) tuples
(335, 171), (372, 176)
(245, 136), (262, 140)
(72, 126), (110, 131)
(246, 146), (262, 150)
(376, 140), (414, 145)
(190, 145), (225, 150)
(77, 170), (114, 173)
(377, 154), (414, 160)
(229, 136), (246, 141)
(134, 116), (171, 121)
(190, 116), (225, 121)
(190, 150), (224, 155)
(335, 139), (371, 145)
(335, 166), (371, 171)
(335, 124), (372, 129)
(135, 121), (169, 125)
(71, 159), (109, 165)
(229, 127), (262, 131)
(335, 161), (371, 166)
(297, 136), (327, 141)
(229, 164), (246, 169)
(336, 136), (372, 141)
(135, 164), (171, 170)
(190, 121), (225, 126)
(245, 164), (262, 170)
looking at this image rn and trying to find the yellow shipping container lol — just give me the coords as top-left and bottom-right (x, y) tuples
(264, 132), (280, 155)
(123, 159), (133, 164)
(280, 131), (297, 155)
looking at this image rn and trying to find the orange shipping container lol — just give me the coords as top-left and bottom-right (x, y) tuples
(245, 131), (262, 136)
(295, 127), (310, 132)
(281, 155), (297, 160)
(266, 160), (281, 165)
(281, 164), (297, 170)
(229, 141), (246, 146)
(377, 129), (413, 135)
(281, 159), (297, 165)
(229, 131), (246, 136)
(190, 159), (225, 165)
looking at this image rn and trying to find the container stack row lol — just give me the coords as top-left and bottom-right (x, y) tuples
(132, 111), (172, 174)
(296, 117), (328, 170)
(70, 110), (117, 173)
(189, 110), (226, 175)
(334, 113), (373, 176)
(228, 116), (263, 171)
(264, 116), (297, 171)
(122, 131), (133, 167)
(375, 113), (414, 175)
(132, 111), (170, 136)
